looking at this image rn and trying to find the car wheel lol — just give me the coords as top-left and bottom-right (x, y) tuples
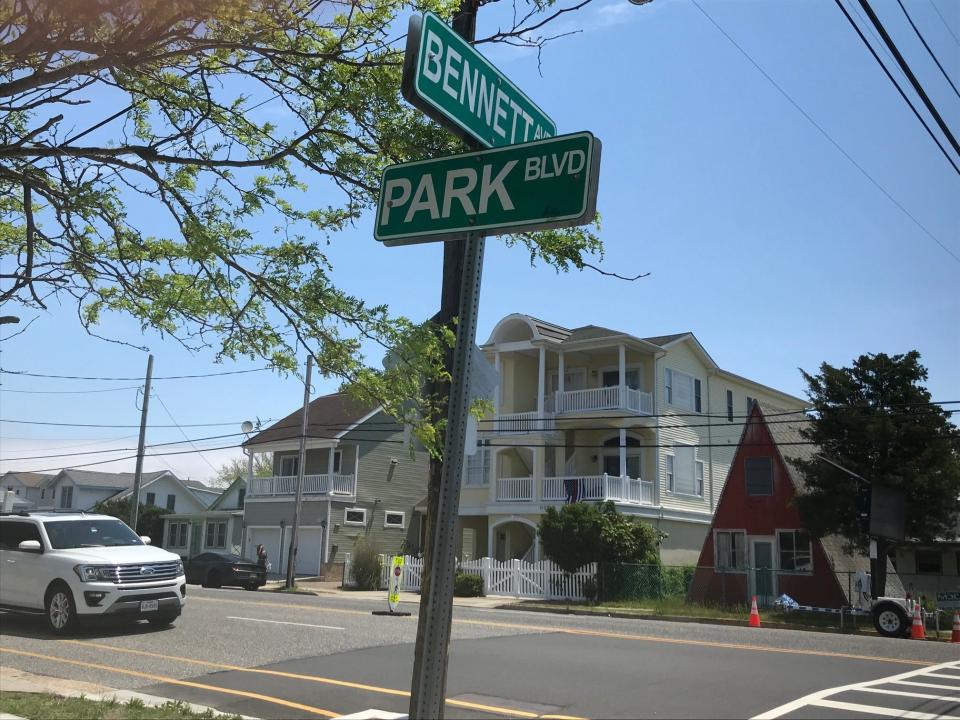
(243, 583), (259, 591)
(45, 583), (77, 636)
(206, 570), (222, 589)
(873, 603), (908, 638)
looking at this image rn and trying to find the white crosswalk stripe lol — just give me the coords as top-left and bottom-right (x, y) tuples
(753, 660), (960, 719)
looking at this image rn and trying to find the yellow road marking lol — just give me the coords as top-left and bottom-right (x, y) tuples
(191, 594), (934, 667)
(0, 646), (338, 718)
(62, 640), (581, 720)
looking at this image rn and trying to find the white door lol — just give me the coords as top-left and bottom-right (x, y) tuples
(245, 527), (282, 573)
(294, 528), (322, 577)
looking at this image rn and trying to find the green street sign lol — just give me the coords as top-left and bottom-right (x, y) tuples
(375, 131), (601, 246)
(401, 11), (557, 148)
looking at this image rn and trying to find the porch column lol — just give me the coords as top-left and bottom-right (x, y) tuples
(493, 352), (501, 419)
(618, 343), (626, 409)
(537, 346), (546, 430)
(327, 443), (336, 492)
(557, 351), (565, 413)
(354, 443), (360, 496)
(533, 447), (542, 503)
(489, 449), (499, 504)
(619, 428), (627, 478)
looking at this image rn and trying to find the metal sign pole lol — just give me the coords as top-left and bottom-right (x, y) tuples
(409, 232), (484, 718)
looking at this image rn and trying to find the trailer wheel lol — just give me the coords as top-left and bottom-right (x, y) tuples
(873, 603), (908, 638)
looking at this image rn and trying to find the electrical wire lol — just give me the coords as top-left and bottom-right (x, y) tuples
(835, 0), (960, 175)
(690, 0), (960, 265)
(896, 0), (960, 99)
(0, 367), (272, 381)
(0, 386), (141, 395)
(928, 0), (960, 47)
(152, 391), (221, 475)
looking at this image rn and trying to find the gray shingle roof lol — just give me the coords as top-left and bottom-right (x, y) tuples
(642, 332), (690, 347)
(563, 324), (629, 343)
(60, 469), (167, 489)
(243, 392), (377, 447)
(1, 471), (54, 488)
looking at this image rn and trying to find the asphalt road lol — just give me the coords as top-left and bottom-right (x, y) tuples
(2, 586), (957, 719)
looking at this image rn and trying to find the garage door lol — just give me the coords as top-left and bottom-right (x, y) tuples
(245, 526), (322, 577)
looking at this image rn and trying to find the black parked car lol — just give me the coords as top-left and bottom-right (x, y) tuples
(186, 552), (266, 590)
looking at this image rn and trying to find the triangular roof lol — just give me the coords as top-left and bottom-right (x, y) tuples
(242, 392), (378, 447)
(209, 475), (246, 510)
(56, 468), (168, 489)
(0, 471), (54, 488)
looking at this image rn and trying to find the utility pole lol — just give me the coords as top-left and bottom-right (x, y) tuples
(408, 3), (482, 716)
(286, 355), (313, 588)
(129, 354), (153, 534)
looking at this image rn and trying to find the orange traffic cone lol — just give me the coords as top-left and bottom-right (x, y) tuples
(951, 611), (959, 644)
(911, 601), (925, 640)
(749, 596), (761, 628)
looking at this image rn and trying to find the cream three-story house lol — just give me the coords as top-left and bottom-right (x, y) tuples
(457, 314), (808, 565)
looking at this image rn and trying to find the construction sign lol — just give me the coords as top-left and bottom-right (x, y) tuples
(388, 555), (404, 612)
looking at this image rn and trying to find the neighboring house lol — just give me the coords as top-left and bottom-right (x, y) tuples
(459, 314), (809, 565)
(111, 474), (218, 512)
(163, 477), (247, 560)
(241, 392), (429, 576)
(891, 512), (960, 598)
(0, 471), (54, 509)
(687, 402), (903, 608)
(38, 468), (214, 513)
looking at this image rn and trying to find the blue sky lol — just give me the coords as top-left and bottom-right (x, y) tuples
(1, 0), (957, 483)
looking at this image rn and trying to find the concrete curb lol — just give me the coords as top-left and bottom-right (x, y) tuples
(0, 667), (257, 719)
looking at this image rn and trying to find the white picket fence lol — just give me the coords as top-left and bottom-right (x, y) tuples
(345, 554), (596, 600)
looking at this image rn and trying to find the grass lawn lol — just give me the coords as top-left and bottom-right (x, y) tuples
(0, 692), (241, 720)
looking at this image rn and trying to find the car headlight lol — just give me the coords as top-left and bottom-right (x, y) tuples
(74, 565), (119, 583)
(176, 559), (184, 576)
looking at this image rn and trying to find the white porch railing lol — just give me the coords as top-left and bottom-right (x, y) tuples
(493, 410), (555, 434)
(496, 476), (534, 502)
(552, 386), (653, 416)
(349, 555), (597, 600)
(541, 475), (654, 505)
(247, 473), (356, 498)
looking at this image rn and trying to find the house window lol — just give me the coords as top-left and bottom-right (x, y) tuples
(238, 488), (246, 507)
(146, 492), (156, 506)
(60, 486), (73, 509)
(726, 390), (734, 422)
(916, 550), (942, 575)
(465, 447), (490, 486)
(280, 456), (299, 477)
(205, 521), (226, 549)
(778, 530), (812, 572)
(716, 531), (746, 570)
(745, 457), (773, 496)
(549, 368), (586, 393)
(384, 511), (405, 529)
(664, 369), (701, 412)
(168, 522), (188, 548)
(667, 445), (700, 496)
(166, 494), (176, 511)
(332, 450), (342, 474)
(601, 368), (640, 389)
(344, 508), (366, 526)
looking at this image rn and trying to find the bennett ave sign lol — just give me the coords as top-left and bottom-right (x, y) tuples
(402, 11), (556, 148)
(375, 132), (601, 245)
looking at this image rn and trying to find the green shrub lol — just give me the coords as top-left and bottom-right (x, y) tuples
(453, 572), (484, 597)
(351, 540), (382, 590)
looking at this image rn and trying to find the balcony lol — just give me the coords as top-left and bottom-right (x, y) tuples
(551, 387), (653, 416)
(491, 411), (556, 435)
(494, 474), (654, 505)
(248, 473), (356, 498)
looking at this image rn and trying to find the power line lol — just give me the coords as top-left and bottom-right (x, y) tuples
(857, 0), (960, 156)
(690, 0), (960, 265)
(0, 385), (141, 395)
(834, 0), (960, 175)
(896, 0), (960, 99)
(927, 0), (960, 48)
(0, 367), (272, 381)
(0, 432), (254, 462)
(152, 391), (221, 476)
(6, 443), (244, 474)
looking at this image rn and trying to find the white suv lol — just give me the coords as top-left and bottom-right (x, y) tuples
(0, 512), (186, 635)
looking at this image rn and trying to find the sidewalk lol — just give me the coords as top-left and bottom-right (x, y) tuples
(0, 666), (256, 719)
(265, 580), (516, 609)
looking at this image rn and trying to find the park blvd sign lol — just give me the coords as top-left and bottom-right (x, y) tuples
(401, 11), (557, 148)
(375, 131), (600, 246)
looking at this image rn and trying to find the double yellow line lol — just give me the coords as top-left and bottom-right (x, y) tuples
(0, 641), (585, 719)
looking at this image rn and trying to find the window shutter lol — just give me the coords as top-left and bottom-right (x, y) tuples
(694, 379), (702, 412)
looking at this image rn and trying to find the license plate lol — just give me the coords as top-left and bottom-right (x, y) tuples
(140, 600), (159, 612)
